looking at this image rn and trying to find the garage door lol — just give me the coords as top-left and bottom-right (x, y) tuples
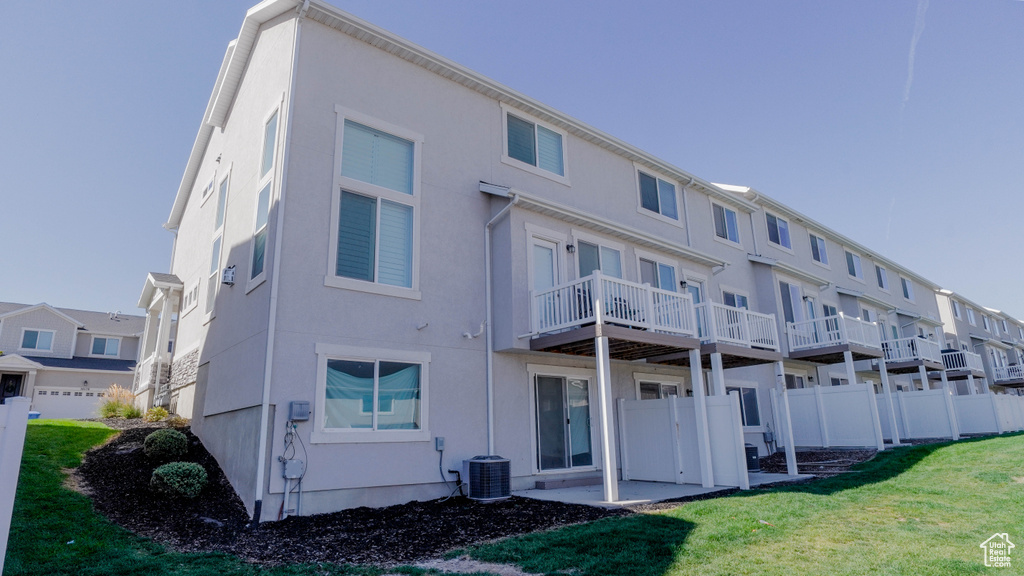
(32, 388), (106, 419)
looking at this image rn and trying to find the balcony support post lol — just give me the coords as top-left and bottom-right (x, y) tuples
(710, 352), (726, 396)
(968, 373), (978, 395)
(690, 348), (715, 488)
(918, 365), (931, 391)
(593, 298), (618, 504)
(880, 360), (901, 446)
(774, 361), (798, 476)
(843, 350), (857, 387)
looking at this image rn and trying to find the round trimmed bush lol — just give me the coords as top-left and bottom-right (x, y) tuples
(144, 406), (169, 422)
(143, 429), (188, 462)
(151, 462), (208, 499)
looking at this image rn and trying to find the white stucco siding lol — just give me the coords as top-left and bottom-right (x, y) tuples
(0, 309), (78, 359)
(72, 334), (140, 360)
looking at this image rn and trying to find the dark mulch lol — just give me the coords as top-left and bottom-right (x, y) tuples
(760, 449), (877, 477)
(75, 425), (628, 566)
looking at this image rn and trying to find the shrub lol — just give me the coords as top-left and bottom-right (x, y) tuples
(98, 400), (122, 418)
(144, 429), (188, 462)
(97, 384), (136, 419)
(150, 462), (208, 499)
(165, 415), (190, 428)
(144, 406), (169, 422)
(106, 384), (134, 405)
(121, 405), (143, 419)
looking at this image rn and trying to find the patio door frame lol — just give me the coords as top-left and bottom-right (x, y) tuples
(527, 364), (600, 474)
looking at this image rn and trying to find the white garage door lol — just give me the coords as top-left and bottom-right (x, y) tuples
(32, 388), (106, 419)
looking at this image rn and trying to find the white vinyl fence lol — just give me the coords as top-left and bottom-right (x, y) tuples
(782, 384), (884, 449)
(878, 389), (959, 441)
(618, 394), (749, 489)
(1, 397), (31, 575)
(952, 394), (1003, 435)
(992, 394), (1024, 432)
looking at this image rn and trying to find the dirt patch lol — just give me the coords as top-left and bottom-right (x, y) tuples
(75, 426), (628, 566)
(760, 449), (877, 478)
(412, 557), (542, 576)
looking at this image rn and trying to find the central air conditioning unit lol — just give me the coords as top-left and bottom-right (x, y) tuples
(462, 455), (511, 501)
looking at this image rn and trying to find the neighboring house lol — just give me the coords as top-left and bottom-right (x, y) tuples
(936, 290), (1024, 394)
(0, 302), (144, 418)
(134, 0), (1023, 523)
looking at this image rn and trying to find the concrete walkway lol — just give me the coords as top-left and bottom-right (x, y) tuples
(515, 472), (811, 508)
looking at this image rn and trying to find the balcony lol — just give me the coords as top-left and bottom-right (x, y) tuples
(881, 336), (944, 374)
(941, 350), (985, 379)
(648, 302), (782, 368)
(993, 365), (1024, 387)
(786, 314), (883, 364)
(529, 271), (700, 360)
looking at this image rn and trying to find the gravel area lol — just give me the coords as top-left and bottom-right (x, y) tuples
(74, 424), (628, 566)
(760, 449), (877, 477)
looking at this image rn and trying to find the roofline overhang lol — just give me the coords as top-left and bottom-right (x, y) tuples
(0, 303), (85, 328)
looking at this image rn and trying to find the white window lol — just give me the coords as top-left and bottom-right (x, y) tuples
(208, 173), (229, 315)
(638, 258), (676, 291)
(822, 304), (838, 318)
(712, 203), (740, 243)
(638, 169), (678, 220)
(91, 337), (120, 357)
(900, 277), (915, 301)
(1001, 319), (1009, 334)
(983, 315), (991, 332)
(201, 178), (214, 201)
(313, 344), (429, 443)
(504, 110), (565, 178)
(1018, 326), (1023, 339)
(634, 374), (684, 400)
(829, 376), (849, 386)
(845, 250), (863, 280)
(967, 307), (977, 326)
(809, 233), (828, 265)
(785, 373), (806, 389)
(328, 108), (422, 298)
(723, 291), (748, 309)
(726, 386), (761, 427)
(21, 329), (54, 351)
(250, 109), (279, 284)
(875, 265), (889, 291)
(578, 240), (622, 278)
(181, 281), (199, 315)
(953, 300), (962, 319)
(765, 212), (791, 249)
(778, 281), (804, 324)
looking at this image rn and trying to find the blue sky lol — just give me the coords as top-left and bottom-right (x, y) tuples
(2, 1), (1022, 318)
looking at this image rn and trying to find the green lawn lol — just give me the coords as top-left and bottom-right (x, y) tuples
(467, 434), (1024, 576)
(5, 421), (1023, 576)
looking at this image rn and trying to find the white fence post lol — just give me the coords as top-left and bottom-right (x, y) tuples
(814, 385), (831, 448)
(0, 397), (32, 575)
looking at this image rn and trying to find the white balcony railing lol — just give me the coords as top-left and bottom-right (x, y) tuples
(942, 350), (984, 373)
(993, 365), (1024, 382)
(531, 271), (697, 337)
(787, 313), (882, 353)
(695, 302), (780, 351)
(882, 336), (942, 364)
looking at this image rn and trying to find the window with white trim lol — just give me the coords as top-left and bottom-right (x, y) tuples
(208, 173), (229, 315)
(765, 212), (791, 249)
(1018, 326), (1023, 339)
(638, 258), (676, 291)
(250, 109), (278, 282)
(829, 376), (849, 386)
(822, 304), (838, 318)
(982, 315), (991, 332)
(726, 385), (761, 427)
(181, 281), (199, 315)
(1001, 319), (1009, 334)
(778, 281), (803, 324)
(784, 374), (806, 389)
(900, 277), (915, 301)
(637, 381), (681, 400)
(952, 300), (962, 319)
(809, 233), (828, 265)
(967, 307), (976, 326)
(329, 110), (422, 294)
(91, 337), (120, 357)
(875, 265), (889, 291)
(578, 240), (622, 278)
(713, 203), (740, 243)
(21, 329), (54, 351)
(723, 291), (748, 309)
(845, 250), (863, 279)
(638, 170), (678, 220)
(505, 112), (565, 177)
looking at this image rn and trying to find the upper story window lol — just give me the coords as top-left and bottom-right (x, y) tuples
(765, 213), (791, 249)
(900, 277), (915, 301)
(1019, 326), (1023, 339)
(21, 329), (54, 351)
(778, 281), (803, 324)
(875, 265), (889, 291)
(1001, 319), (1009, 334)
(967, 307), (976, 326)
(250, 109), (279, 285)
(638, 170), (678, 220)
(982, 315), (991, 331)
(822, 304), (838, 318)
(809, 233), (828, 265)
(91, 337), (120, 357)
(952, 300), (962, 319)
(712, 203), (740, 243)
(639, 258), (676, 291)
(723, 291), (749, 309)
(845, 250), (863, 280)
(503, 109), (565, 179)
(329, 108), (423, 298)
(578, 240), (622, 278)
(208, 173), (229, 316)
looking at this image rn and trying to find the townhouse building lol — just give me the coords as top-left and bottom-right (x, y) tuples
(135, 0), (1023, 522)
(0, 302), (144, 418)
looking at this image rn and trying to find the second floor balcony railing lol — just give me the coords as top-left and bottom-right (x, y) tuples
(531, 271), (697, 337)
(882, 336), (942, 364)
(941, 349), (984, 373)
(787, 313), (881, 353)
(695, 302), (780, 351)
(993, 364), (1024, 383)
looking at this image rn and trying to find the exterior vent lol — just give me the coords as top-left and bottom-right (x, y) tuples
(463, 455), (510, 501)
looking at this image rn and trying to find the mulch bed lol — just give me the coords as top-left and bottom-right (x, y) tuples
(760, 448), (877, 477)
(75, 423), (628, 566)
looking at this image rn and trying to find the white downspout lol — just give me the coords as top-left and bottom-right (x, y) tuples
(484, 193), (518, 455)
(252, 0), (308, 526)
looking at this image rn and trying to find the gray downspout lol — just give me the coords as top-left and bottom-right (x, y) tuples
(485, 194), (518, 455)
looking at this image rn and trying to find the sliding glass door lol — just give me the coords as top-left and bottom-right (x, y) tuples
(535, 375), (593, 471)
